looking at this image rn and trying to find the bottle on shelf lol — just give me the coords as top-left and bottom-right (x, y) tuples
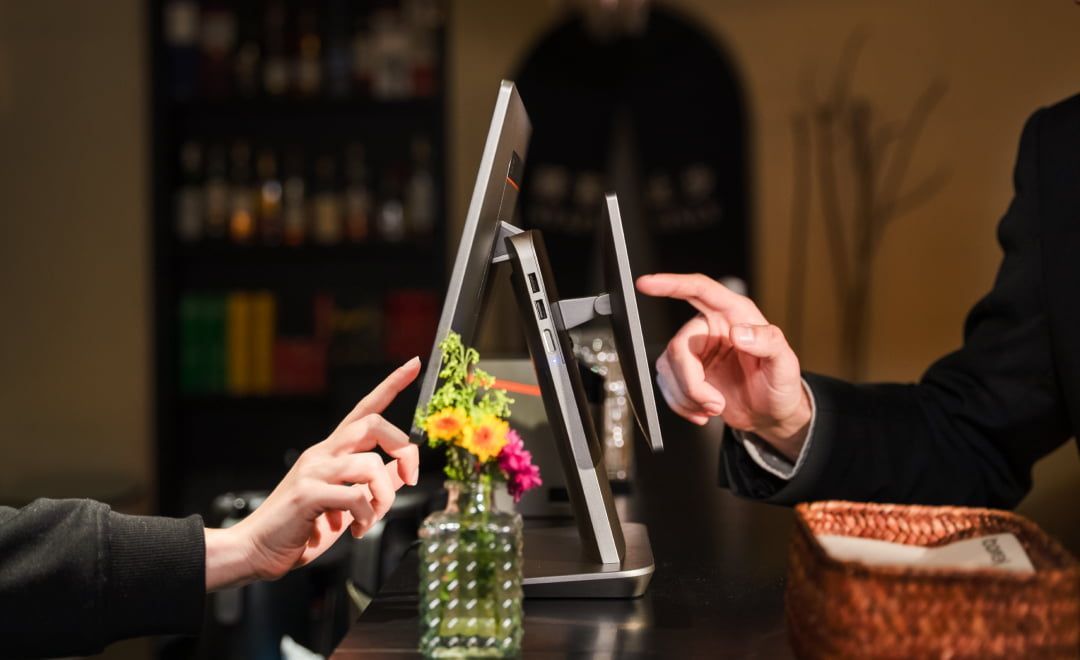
(282, 149), (308, 246)
(370, 9), (412, 101)
(262, 0), (291, 97)
(406, 136), (436, 238)
(204, 144), (230, 240)
(233, 0), (262, 98)
(324, 0), (353, 98)
(256, 148), (284, 245)
(228, 141), (257, 243)
(175, 141), (204, 243)
(409, 21), (438, 98)
(311, 154), (343, 245)
(163, 0), (200, 100)
(294, 2), (323, 97)
(344, 143), (372, 243)
(350, 10), (374, 96)
(197, 0), (237, 99)
(377, 165), (407, 243)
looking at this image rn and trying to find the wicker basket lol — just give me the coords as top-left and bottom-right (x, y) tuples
(786, 501), (1080, 659)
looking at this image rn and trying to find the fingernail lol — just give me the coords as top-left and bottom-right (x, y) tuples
(410, 466), (419, 486)
(733, 325), (755, 344)
(405, 356), (420, 367)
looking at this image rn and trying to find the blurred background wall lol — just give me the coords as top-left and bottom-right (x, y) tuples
(0, 0), (151, 508)
(0, 0), (1076, 539)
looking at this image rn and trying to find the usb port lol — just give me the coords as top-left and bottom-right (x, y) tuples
(528, 273), (540, 293)
(543, 329), (556, 353)
(535, 300), (547, 320)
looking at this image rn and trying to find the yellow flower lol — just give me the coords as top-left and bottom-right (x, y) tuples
(424, 407), (468, 442)
(460, 415), (509, 463)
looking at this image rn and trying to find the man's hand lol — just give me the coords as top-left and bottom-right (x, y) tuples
(636, 273), (812, 461)
(204, 357), (422, 591)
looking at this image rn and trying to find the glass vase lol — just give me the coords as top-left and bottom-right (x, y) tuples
(418, 479), (524, 657)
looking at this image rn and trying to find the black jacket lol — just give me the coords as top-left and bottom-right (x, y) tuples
(723, 94), (1080, 507)
(0, 498), (204, 657)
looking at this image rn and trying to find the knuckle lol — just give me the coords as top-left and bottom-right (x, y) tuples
(362, 413), (386, 427)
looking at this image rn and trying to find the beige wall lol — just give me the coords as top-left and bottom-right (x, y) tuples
(0, 1), (150, 504)
(448, 0), (1080, 524)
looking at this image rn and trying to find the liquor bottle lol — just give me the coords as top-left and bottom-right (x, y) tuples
(262, 0), (290, 97)
(350, 10), (373, 96)
(311, 154), (343, 245)
(404, 0), (445, 32)
(343, 144), (372, 243)
(409, 28), (438, 98)
(233, 0), (262, 98)
(377, 166), (406, 243)
(163, 0), (200, 100)
(228, 141), (256, 243)
(370, 9), (411, 101)
(256, 148), (284, 245)
(204, 145), (229, 239)
(324, 0), (353, 98)
(175, 141), (204, 243)
(282, 149), (308, 246)
(294, 2), (322, 97)
(198, 0), (237, 99)
(405, 137), (436, 238)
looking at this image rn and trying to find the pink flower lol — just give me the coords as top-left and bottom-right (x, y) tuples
(498, 429), (542, 502)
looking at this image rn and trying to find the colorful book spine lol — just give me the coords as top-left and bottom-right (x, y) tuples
(226, 292), (254, 395)
(250, 290), (276, 394)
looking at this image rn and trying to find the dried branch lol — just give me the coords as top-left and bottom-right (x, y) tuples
(786, 113), (813, 353)
(814, 110), (851, 304)
(875, 80), (948, 227)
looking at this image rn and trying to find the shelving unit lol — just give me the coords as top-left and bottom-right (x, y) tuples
(148, 0), (448, 517)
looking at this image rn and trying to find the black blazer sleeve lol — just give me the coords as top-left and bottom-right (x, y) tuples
(0, 498), (205, 658)
(721, 108), (1074, 508)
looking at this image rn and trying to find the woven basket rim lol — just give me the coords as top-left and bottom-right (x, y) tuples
(793, 500), (1080, 583)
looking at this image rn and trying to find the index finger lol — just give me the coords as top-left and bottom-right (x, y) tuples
(336, 357), (422, 432)
(636, 273), (757, 317)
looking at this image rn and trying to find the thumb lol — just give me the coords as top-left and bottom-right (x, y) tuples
(729, 323), (801, 386)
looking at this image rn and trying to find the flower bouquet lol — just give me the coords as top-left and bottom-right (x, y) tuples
(415, 332), (541, 658)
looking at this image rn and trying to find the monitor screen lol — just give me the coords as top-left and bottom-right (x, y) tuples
(413, 80), (531, 437)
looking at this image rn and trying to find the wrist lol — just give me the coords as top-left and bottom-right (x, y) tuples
(754, 387), (813, 462)
(204, 526), (257, 592)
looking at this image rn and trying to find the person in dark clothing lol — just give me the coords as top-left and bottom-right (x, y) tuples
(637, 94), (1080, 507)
(0, 358), (422, 658)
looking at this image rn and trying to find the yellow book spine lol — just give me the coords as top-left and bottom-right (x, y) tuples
(250, 291), (276, 394)
(226, 292), (253, 395)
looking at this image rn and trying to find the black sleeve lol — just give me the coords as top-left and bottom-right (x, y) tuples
(721, 107), (1073, 508)
(0, 498), (206, 657)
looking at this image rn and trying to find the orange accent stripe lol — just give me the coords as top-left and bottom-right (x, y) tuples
(505, 176), (520, 192)
(492, 378), (542, 397)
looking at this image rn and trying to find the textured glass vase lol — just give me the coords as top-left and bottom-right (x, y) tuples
(419, 480), (524, 657)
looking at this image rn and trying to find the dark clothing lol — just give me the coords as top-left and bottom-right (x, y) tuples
(0, 498), (204, 657)
(723, 95), (1080, 507)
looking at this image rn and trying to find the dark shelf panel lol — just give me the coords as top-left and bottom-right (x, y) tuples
(179, 393), (329, 409)
(175, 241), (440, 266)
(168, 97), (442, 120)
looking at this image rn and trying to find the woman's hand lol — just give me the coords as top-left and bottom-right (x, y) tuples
(205, 357), (422, 591)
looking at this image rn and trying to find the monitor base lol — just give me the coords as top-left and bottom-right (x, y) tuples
(522, 522), (654, 599)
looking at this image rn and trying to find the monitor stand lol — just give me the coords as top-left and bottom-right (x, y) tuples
(522, 523), (654, 598)
(499, 221), (656, 599)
